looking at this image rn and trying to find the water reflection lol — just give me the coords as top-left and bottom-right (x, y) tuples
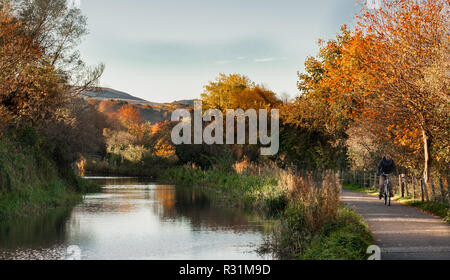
(0, 177), (270, 260)
(0, 208), (70, 248)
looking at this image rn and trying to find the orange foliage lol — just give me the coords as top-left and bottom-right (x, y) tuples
(98, 100), (117, 114)
(0, 4), (65, 125)
(117, 105), (143, 128)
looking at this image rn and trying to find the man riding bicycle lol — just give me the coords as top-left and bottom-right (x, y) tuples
(377, 153), (397, 200)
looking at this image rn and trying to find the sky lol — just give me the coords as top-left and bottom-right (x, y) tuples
(77, 0), (363, 103)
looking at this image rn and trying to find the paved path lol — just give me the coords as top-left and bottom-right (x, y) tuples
(342, 189), (450, 260)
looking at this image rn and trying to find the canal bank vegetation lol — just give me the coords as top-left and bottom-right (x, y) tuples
(0, 129), (100, 220)
(165, 159), (374, 260)
(0, 1), (104, 220)
(262, 205), (373, 260)
(165, 160), (287, 214)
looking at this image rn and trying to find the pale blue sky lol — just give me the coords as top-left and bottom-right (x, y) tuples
(78, 0), (362, 103)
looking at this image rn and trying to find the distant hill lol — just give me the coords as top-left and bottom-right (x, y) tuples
(82, 87), (195, 124)
(82, 87), (146, 101)
(173, 100), (195, 106)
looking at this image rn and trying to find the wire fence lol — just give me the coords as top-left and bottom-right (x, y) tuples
(340, 170), (449, 204)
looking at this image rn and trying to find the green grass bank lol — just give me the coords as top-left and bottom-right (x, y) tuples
(0, 129), (100, 220)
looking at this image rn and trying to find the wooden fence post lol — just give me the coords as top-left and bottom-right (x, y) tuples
(405, 174), (409, 197)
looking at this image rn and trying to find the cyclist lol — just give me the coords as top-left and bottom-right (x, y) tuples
(377, 153), (397, 200)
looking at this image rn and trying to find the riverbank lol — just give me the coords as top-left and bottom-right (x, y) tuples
(163, 164), (374, 260)
(85, 154), (175, 178)
(343, 185), (450, 223)
(164, 164), (287, 215)
(0, 130), (100, 220)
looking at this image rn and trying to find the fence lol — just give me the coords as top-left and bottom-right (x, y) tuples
(341, 170), (449, 204)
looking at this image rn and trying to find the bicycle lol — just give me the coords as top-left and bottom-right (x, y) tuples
(382, 173), (391, 206)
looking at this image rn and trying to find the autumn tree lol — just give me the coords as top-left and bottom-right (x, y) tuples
(294, 0), (449, 180)
(117, 104), (143, 128)
(148, 121), (177, 159)
(280, 30), (354, 170)
(42, 97), (108, 163)
(350, 0), (449, 182)
(0, 2), (63, 125)
(16, 0), (104, 95)
(201, 73), (281, 111)
(0, 0), (103, 127)
(197, 73), (281, 164)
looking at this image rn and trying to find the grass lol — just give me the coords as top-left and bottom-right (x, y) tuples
(0, 179), (82, 220)
(298, 206), (374, 260)
(398, 199), (450, 223)
(164, 165), (287, 215)
(259, 204), (374, 260)
(343, 184), (450, 223)
(0, 131), (101, 220)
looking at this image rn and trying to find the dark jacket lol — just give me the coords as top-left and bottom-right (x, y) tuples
(377, 157), (397, 176)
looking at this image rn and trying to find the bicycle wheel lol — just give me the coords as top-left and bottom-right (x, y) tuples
(388, 190), (391, 206)
(384, 184), (388, 206)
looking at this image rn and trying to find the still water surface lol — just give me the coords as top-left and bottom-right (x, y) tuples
(0, 177), (271, 260)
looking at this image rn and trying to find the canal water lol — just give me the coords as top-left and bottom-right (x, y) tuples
(0, 177), (271, 260)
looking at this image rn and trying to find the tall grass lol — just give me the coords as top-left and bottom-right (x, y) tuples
(281, 171), (341, 233)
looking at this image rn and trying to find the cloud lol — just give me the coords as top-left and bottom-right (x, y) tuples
(254, 57), (276, 63)
(215, 60), (234, 65)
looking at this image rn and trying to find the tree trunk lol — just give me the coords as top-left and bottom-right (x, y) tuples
(420, 179), (425, 202)
(399, 174), (404, 198)
(422, 129), (432, 190)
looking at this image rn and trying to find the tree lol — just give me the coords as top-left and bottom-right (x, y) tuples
(0, 2), (63, 125)
(16, 0), (104, 95)
(148, 121), (177, 159)
(42, 97), (108, 164)
(349, 0), (449, 181)
(201, 73), (281, 111)
(297, 0), (449, 179)
(117, 104), (143, 128)
(0, 0), (103, 127)
(280, 30), (354, 170)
